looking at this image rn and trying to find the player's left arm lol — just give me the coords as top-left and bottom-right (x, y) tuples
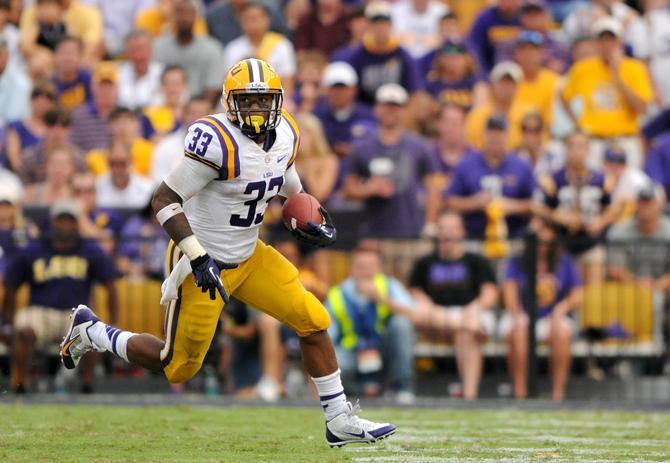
(279, 163), (337, 247)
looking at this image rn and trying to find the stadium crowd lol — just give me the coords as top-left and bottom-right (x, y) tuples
(1, 0), (670, 402)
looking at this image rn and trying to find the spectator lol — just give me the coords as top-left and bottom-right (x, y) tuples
(20, 0), (69, 55)
(431, 104), (477, 193)
(153, 0), (225, 101)
(223, 2), (297, 96)
(563, 0), (637, 46)
(0, 183), (32, 283)
(342, 84), (441, 240)
(513, 30), (560, 134)
(293, 112), (339, 204)
(292, 51), (326, 113)
(602, 145), (653, 213)
(19, 107), (84, 185)
(325, 243), (416, 403)
(26, 43), (56, 84)
(0, 0), (21, 70)
(466, 61), (534, 150)
(500, 218), (583, 401)
(409, 212), (498, 400)
(1, 200), (117, 393)
(117, 29), (164, 110)
(331, 6), (368, 60)
(95, 141), (153, 209)
(608, 182), (670, 286)
(446, 115), (535, 255)
(86, 107), (154, 178)
(83, 0), (156, 57)
(150, 95), (211, 184)
(336, 1), (422, 107)
(116, 201), (169, 279)
(5, 82), (56, 173)
(142, 65), (188, 139)
(497, 0), (570, 73)
(0, 36), (31, 122)
(422, 39), (488, 114)
(20, 0), (104, 64)
(135, 0), (208, 39)
(561, 17), (653, 169)
(629, 0), (670, 107)
(294, 0), (350, 59)
(468, 0), (522, 74)
(206, 0), (289, 48)
(71, 171), (123, 243)
(23, 146), (76, 206)
(391, 0), (449, 59)
(51, 35), (92, 109)
(516, 112), (563, 177)
(312, 61), (376, 159)
(645, 131), (670, 200)
(70, 61), (118, 153)
(536, 131), (622, 283)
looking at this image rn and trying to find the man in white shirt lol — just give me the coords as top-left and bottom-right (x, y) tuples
(150, 95), (212, 185)
(96, 141), (153, 209)
(0, 36), (30, 122)
(602, 145), (652, 205)
(223, 2), (296, 94)
(391, 0), (449, 58)
(118, 29), (164, 109)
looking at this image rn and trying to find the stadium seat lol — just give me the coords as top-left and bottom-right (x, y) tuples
(580, 282), (655, 342)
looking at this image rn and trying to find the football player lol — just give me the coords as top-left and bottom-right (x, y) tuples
(60, 59), (396, 446)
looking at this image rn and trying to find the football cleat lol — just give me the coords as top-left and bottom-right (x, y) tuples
(59, 304), (104, 370)
(326, 401), (396, 447)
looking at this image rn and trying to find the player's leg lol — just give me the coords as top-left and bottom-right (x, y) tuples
(233, 241), (396, 446)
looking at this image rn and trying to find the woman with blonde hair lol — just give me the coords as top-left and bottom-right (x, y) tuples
(23, 145), (76, 206)
(293, 112), (339, 204)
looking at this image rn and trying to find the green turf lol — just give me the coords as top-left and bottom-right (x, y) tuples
(0, 404), (669, 462)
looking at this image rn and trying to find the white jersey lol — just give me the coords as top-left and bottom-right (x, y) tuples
(168, 111), (301, 263)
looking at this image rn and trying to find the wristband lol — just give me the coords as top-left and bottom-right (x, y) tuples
(156, 202), (184, 226)
(178, 235), (207, 261)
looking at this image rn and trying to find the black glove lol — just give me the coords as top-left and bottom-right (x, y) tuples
(190, 254), (238, 302)
(292, 206), (337, 248)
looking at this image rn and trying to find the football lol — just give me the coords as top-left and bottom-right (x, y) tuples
(282, 192), (323, 232)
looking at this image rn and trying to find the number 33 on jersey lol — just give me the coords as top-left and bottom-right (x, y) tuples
(181, 110), (300, 262)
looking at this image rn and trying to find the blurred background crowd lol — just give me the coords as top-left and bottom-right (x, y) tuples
(1, 0), (670, 403)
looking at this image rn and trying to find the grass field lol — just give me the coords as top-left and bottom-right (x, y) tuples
(1, 404), (669, 462)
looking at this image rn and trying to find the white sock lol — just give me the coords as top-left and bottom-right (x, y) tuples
(88, 322), (135, 363)
(312, 369), (348, 421)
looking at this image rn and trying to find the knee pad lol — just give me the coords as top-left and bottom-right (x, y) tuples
(164, 360), (202, 384)
(294, 292), (331, 337)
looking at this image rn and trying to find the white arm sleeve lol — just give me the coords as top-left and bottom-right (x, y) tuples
(279, 163), (303, 198)
(163, 156), (218, 202)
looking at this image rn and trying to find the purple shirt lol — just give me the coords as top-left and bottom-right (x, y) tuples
(645, 132), (670, 200)
(7, 239), (115, 309)
(540, 167), (612, 254)
(335, 42), (422, 105)
(312, 99), (377, 150)
(345, 133), (438, 238)
(506, 253), (582, 318)
(468, 6), (522, 73)
(446, 151), (535, 238)
(52, 69), (93, 109)
(425, 74), (481, 109)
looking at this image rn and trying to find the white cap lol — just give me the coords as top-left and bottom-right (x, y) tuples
(592, 16), (623, 38)
(322, 62), (358, 87)
(376, 83), (409, 105)
(0, 184), (19, 204)
(50, 200), (81, 220)
(490, 61), (523, 83)
(364, 1), (392, 20)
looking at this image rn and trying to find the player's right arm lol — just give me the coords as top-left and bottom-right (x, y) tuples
(151, 120), (238, 301)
